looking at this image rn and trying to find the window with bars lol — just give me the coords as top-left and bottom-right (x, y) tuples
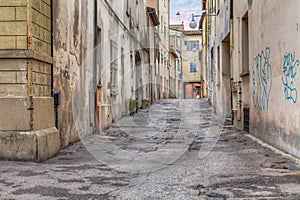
(110, 40), (118, 92)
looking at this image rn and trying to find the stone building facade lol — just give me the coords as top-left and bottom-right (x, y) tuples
(203, 0), (300, 158)
(0, 0), (59, 161)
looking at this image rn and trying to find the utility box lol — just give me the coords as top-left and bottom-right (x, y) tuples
(54, 91), (61, 106)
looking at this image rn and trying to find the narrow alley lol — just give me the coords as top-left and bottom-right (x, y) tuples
(1, 99), (300, 199)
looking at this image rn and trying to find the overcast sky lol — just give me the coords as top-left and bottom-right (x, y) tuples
(170, 0), (202, 30)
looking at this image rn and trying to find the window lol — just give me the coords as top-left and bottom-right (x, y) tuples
(126, 0), (129, 16)
(161, 16), (163, 33)
(96, 28), (101, 78)
(136, 1), (139, 28)
(241, 13), (249, 75)
(164, 22), (166, 39)
(217, 0), (220, 12)
(110, 40), (118, 92)
(190, 62), (197, 73)
(176, 37), (181, 51)
(185, 40), (200, 51)
(121, 47), (125, 98)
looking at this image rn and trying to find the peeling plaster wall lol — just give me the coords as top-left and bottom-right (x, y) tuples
(53, 0), (94, 148)
(97, 0), (149, 127)
(53, 0), (151, 146)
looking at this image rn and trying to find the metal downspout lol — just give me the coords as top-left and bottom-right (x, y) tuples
(93, 0), (98, 133)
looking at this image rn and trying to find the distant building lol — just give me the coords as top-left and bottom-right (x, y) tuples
(182, 30), (202, 99)
(158, 0), (170, 99)
(169, 24), (184, 99)
(146, 1), (161, 102)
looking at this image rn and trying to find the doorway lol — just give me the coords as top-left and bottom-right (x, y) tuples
(135, 52), (142, 108)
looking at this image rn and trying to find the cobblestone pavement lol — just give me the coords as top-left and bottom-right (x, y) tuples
(1, 99), (300, 199)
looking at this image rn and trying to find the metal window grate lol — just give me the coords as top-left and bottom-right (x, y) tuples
(244, 108), (250, 132)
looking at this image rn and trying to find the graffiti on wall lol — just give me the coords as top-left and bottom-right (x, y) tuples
(252, 47), (273, 111)
(282, 52), (300, 103)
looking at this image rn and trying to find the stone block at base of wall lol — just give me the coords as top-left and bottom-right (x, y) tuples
(0, 127), (60, 162)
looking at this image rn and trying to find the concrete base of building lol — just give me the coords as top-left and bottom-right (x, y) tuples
(0, 127), (60, 162)
(251, 124), (300, 160)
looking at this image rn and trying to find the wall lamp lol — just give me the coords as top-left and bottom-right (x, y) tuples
(189, 13), (202, 29)
(189, 10), (217, 29)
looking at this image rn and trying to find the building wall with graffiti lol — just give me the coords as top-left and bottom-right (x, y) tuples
(230, 0), (300, 158)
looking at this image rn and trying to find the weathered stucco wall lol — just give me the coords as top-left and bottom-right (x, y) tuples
(97, 0), (149, 124)
(53, 0), (94, 147)
(231, 0), (300, 158)
(232, 0), (249, 127)
(53, 0), (151, 147)
(158, 0), (170, 98)
(248, 0), (300, 158)
(213, 0), (232, 117)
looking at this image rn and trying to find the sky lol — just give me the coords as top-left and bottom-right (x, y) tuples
(170, 0), (202, 30)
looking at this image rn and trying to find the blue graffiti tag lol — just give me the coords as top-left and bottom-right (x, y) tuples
(252, 47), (273, 111)
(282, 52), (300, 103)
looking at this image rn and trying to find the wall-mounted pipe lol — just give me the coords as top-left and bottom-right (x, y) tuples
(92, 0), (98, 133)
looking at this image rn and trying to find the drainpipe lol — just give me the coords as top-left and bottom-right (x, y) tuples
(93, 0), (98, 133)
(146, 11), (152, 103)
(93, 0), (98, 81)
(50, 0), (58, 129)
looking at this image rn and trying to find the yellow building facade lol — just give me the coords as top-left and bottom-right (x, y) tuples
(0, 0), (60, 161)
(182, 31), (202, 99)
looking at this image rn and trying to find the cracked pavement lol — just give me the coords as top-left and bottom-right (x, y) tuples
(1, 99), (300, 199)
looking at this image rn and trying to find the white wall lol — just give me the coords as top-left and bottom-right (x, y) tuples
(232, 0), (300, 158)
